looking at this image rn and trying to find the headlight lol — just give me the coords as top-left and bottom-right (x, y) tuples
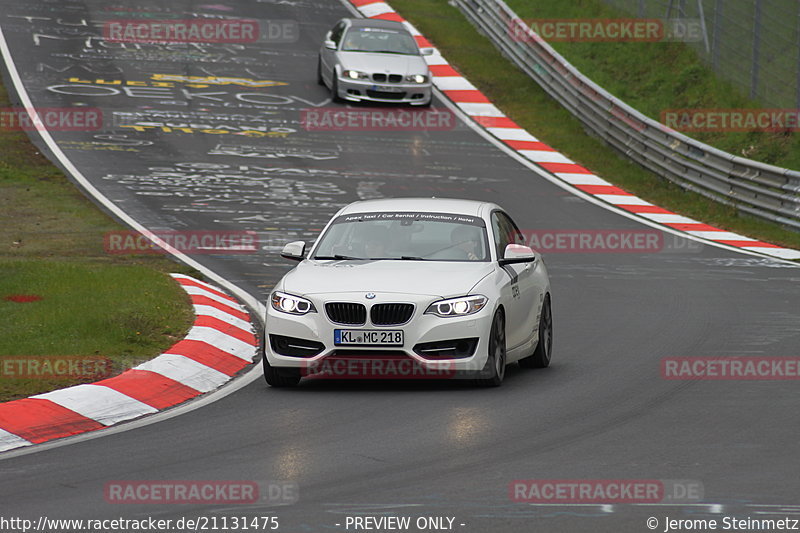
(425, 295), (487, 317)
(342, 69), (368, 80)
(406, 74), (428, 84)
(271, 291), (316, 315)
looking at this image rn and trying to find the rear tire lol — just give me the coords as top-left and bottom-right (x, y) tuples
(261, 334), (301, 387)
(474, 311), (506, 387)
(520, 295), (552, 369)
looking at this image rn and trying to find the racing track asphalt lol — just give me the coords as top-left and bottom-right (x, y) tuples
(0, 1), (799, 532)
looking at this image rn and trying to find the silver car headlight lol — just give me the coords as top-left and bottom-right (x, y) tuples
(425, 295), (487, 317)
(271, 291), (316, 315)
(406, 74), (428, 84)
(342, 69), (369, 80)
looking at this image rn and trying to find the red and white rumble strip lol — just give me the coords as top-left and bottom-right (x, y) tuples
(347, 0), (800, 261)
(0, 274), (256, 452)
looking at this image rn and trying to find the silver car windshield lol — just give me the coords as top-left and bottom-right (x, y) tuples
(341, 28), (419, 55)
(313, 212), (490, 262)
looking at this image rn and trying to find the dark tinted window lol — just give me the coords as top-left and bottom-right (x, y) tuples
(341, 27), (418, 55)
(491, 211), (524, 259)
(330, 21), (346, 46)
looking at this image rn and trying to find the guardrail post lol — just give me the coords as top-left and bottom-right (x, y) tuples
(751, 0), (762, 100)
(696, 0), (710, 54)
(711, 0), (722, 70)
(796, 10), (800, 109)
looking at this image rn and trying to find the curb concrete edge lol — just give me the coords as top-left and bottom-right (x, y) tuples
(0, 274), (256, 453)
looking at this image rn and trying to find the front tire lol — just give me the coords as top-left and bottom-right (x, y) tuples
(520, 294), (552, 369)
(317, 56), (325, 86)
(331, 71), (343, 102)
(260, 334), (301, 387)
(475, 311), (506, 387)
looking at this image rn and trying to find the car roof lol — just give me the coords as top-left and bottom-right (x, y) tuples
(345, 18), (409, 32)
(337, 198), (499, 218)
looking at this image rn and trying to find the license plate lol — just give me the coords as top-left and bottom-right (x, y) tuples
(334, 329), (404, 346)
(371, 85), (403, 92)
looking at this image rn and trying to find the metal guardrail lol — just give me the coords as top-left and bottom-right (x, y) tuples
(453, 0), (800, 230)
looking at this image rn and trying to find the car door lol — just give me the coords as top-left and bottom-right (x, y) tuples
(491, 211), (540, 352)
(320, 20), (346, 84)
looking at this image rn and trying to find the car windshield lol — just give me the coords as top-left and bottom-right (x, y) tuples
(341, 27), (419, 55)
(313, 212), (490, 262)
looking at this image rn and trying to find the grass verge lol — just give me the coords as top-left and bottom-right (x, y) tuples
(0, 262), (194, 401)
(0, 78), (197, 402)
(504, 0), (800, 170)
(389, 0), (800, 251)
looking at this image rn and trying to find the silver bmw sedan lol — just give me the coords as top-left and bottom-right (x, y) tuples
(318, 18), (433, 106)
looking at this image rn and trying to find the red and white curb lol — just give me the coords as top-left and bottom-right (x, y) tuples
(0, 274), (256, 453)
(348, 0), (800, 261)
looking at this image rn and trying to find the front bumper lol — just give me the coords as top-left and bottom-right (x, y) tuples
(264, 292), (493, 378)
(336, 75), (432, 105)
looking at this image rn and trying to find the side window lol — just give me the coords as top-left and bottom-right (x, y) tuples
(491, 213), (510, 259)
(330, 22), (346, 46)
(491, 212), (524, 259)
(503, 213), (525, 246)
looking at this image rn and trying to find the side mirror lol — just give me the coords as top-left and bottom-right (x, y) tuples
(499, 244), (536, 265)
(281, 241), (306, 261)
(420, 47), (435, 56)
(324, 40), (337, 50)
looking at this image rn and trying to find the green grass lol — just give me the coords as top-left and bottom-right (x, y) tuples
(503, 0), (800, 169)
(0, 262), (194, 400)
(0, 79), (198, 402)
(389, 0), (800, 251)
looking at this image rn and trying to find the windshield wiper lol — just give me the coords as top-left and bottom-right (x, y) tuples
(315, 255), (427, 261)
(342, 48), (412, 55)
(366, 256), (427, 261)
(314, 254), (364, 260)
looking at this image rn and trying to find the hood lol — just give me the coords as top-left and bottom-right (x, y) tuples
(281, 260), (494, 298)
(338, 51), (429, 76)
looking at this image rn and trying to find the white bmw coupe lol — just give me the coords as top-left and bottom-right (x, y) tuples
(261, 198), (552, 387)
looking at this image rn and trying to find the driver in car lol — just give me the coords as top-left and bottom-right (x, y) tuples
(450, 225), (483, 261)
(363, 226), (390, 259)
